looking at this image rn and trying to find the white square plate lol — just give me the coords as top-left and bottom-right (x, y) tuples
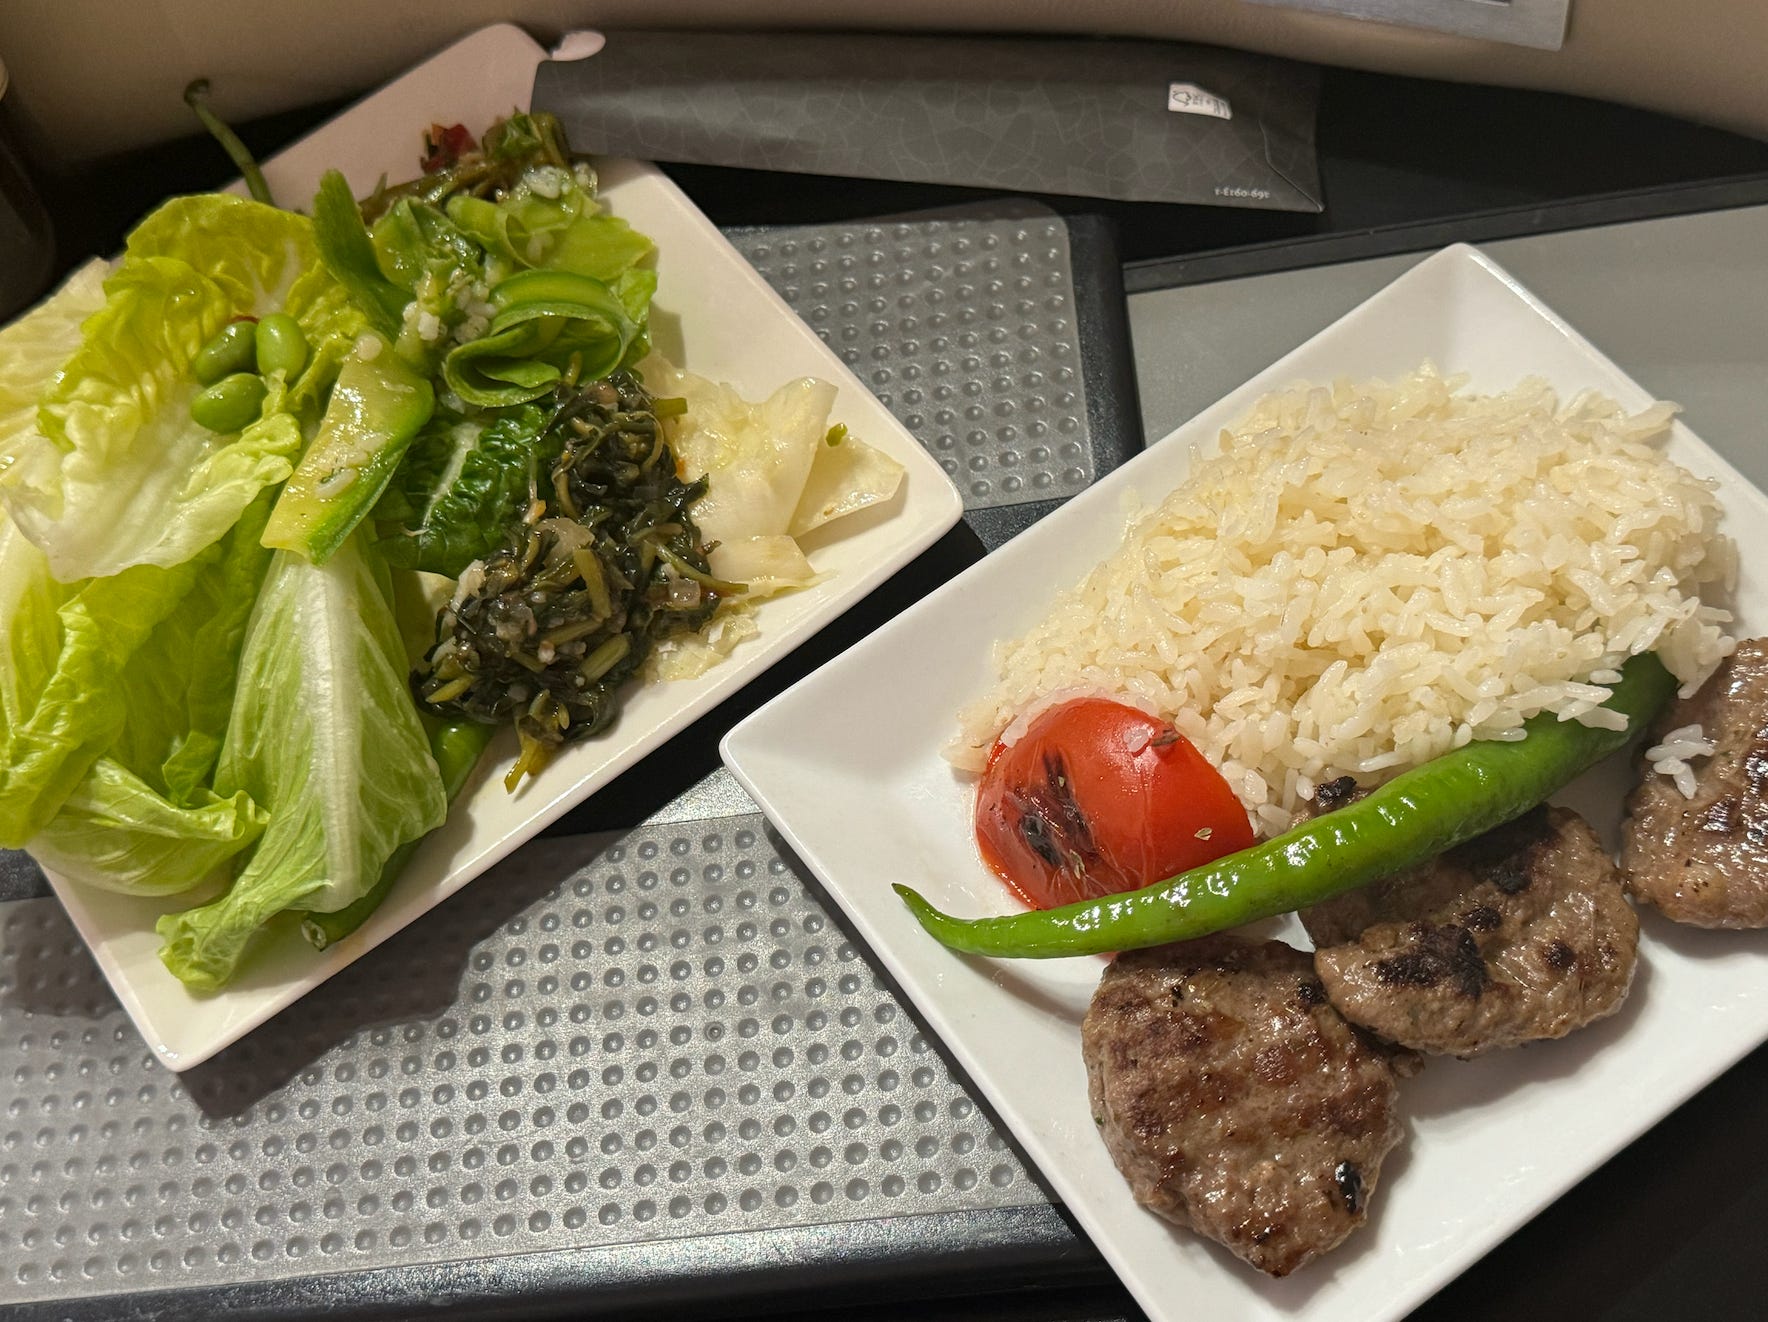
(721, 243), (1768, 1322)
(37, 24), (963, 1070)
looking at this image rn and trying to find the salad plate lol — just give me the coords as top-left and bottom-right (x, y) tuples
(720, 243), (1768, 1322)
(33, 24), (962, 1070)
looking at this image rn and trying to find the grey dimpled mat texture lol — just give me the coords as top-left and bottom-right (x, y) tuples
(0, 818), (1040, 1304)
(727, 209), (1096, 510)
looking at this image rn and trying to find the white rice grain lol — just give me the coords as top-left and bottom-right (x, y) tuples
(1646, 722), (1717, 799)
(949, 365), (1735, 832)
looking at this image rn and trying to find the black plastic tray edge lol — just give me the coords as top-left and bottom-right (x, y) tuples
(1, 1205), (1098, 1322)
(1124, 171), (1768, 293)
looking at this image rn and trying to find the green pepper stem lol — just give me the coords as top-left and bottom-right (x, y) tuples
(901, 653), (1678, 959)
(184, 80), (275, 207)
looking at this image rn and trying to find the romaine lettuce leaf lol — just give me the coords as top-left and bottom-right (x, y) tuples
(0, 512), (212, 845)
(374, 402), (555, 576)
(24, 493), (277, 894)
(104, 490), (277, 802)
(155, 535), (446, 991)
(0, 261), (107, 459)
(27, 760), (266, 896)
(122, 194), (316, 317)
(128, 196), (365, 421)
(0, 261), (225, 845)
(0, 196), (349, 581)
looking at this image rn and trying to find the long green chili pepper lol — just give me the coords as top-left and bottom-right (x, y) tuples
(897, 652), (1677, 959)
(183, 79), (275, 206)
(299, 718), (494, 951)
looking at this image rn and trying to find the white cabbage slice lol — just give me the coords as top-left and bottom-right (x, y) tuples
(708, 534), (822, 601)
(790, 429), (908, 537)
(640, 354), (903, 597)
(634, 355), (904, 681)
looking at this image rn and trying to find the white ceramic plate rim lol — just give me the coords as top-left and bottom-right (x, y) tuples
(36, 24), (963, 1071)
(721, 242), (1768, 1322)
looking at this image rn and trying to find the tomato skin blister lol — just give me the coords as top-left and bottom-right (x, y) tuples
(974, 698), (1254, 910)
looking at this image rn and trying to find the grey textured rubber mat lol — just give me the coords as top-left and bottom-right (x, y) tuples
(728, 208), (1096, 510)
(0, 815), (1040, 1304)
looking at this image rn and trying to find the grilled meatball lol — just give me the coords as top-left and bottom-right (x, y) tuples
(1623, 639), (1768, 927)
(1300, 800), (1638, 1056)
(1082, 937), (1406, 1277)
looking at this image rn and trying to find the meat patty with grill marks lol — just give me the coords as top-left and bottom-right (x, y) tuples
(1299, 798), (1638, 1056)
(1082, 937), (1407, 1277)
(1623, 639), (1768, 927)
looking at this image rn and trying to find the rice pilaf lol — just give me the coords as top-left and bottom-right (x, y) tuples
(951, 365), (1736, 835)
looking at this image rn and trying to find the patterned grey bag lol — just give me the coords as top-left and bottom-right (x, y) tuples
(534, 31), (1322, 213)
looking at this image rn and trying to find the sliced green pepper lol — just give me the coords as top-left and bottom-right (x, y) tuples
(441, 269), (636, 408)
(486, 268), (633, 323)
(184, 79), (274, 207)
(897, 652), (1677, 959)
(445, 195), (524, 270)
(299, 718), (493, 951)
(261, 349), (434, 563)
(311, 170), (409, 341)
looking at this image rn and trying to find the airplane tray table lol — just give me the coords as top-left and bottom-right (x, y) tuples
(6, 123), (1768, 1322)
(0, 206), (1141, 1321)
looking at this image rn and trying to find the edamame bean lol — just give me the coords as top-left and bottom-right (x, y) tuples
(190, 372), (268, 433)
(255, 313), (309, 378)
(191, 320), (257, 385)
